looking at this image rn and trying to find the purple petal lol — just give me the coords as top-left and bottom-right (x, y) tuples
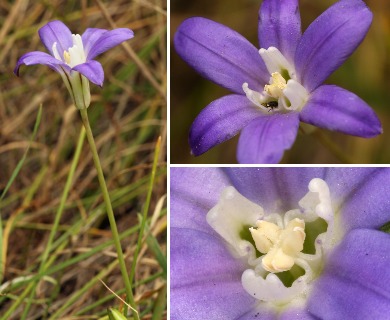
(279, 309), (314, 320)
(225, 168), (326, 212)
(81, 28), (107, 56)
(237, 113), (299, 163)
(258, 0), (301, 63)
(72, 60), (104, 86)
(174, 17), (269, 94)
(189, 95), (262, 156)
(295, 0), (373, 92)
(225, 168), (383, 219)
(83, 28), (134, 60)
(337, 168), (390, 231)
(308, 229), (390, 319)
(170, 167), (230, 233)
(14, 51), (66, 75)
(237, 308), (276, 320)
(300, 85), (382, 137)
(38, 20), (73, 57)
(324, 168), (380, 204)
(170, 227), (258, 320)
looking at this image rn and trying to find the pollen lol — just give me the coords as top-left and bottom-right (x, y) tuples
(63, 50), (71, 64)
(249, 218), (305, 273)
(264, 72), (287, 98)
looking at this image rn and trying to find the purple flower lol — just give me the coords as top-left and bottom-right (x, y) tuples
(15, 20), (134, 109)
(174, 0), (382, 163)
(170, 168), (390, 319)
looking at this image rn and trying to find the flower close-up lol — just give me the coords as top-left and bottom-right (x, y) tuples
(174, 0), (382, 163)
(14, 20), (134, 109)
(170, 167), (390, 319)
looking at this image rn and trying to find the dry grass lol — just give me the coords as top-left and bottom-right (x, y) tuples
(0, 0), (166, 319)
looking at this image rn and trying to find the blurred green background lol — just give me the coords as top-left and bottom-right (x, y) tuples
(171, 0), (390, 164)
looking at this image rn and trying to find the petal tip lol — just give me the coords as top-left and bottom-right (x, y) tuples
(189, 140), (203, 157)
(13, 64), (21, 76)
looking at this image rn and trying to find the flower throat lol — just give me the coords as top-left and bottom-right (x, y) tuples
(242, 47), (309, 113)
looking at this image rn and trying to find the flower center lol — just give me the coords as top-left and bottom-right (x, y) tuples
(207, 178), (337, 307)
(250, 218), (305, 273)
(242, 47), (309, 113)
(52, 34), (86, 68)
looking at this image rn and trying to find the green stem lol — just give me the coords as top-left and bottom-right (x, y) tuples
(300, 124), (354, 164)
(311, 130), (353, 164)
(79, 107), (138, 320)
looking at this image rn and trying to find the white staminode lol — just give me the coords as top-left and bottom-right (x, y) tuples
(207, 178), (336, 307)
(52, 34), (86, 67)
(52, 34), (90, 109)
(242, 47), (309, 113)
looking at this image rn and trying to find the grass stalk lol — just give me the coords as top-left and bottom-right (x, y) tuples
(20, 126), (86, 319)
(129, 137), (161, 284)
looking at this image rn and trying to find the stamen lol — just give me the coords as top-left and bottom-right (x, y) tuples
(53, 34), (87, 68)
(242, 47), (309, 113)
(264, 72), (287, 97)
(250, 218), (305, 273)
(207, 178), (336, 304)
(63, 51), (71, 64)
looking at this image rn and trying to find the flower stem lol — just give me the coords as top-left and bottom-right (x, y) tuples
(300, 124), (354, 164)
(311, 130), (353, 164)
(79, 107), (139, 320)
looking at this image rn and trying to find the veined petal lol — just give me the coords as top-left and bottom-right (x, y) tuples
(189, 95), (262, 156)
(258, 0), (301, 63)
(170, 167), (230, 232)
(295, 0), (373, 92)
(279, 308), (316, 320)
(323, 168), (380, 206)
(337, 168), (390, 231)
(225, 168), (326, 213)
(84, 28), (134, 60)
(170, 228), (259, 320)
(237, 113), (299, 164)
(237, 308), (275, 320)
(308, 229), (390, 319)
(171, 228), (246, 288)
(81, 28), (107, 56)
(300, 85), (382, 137)
(301, 85), (381, 137)
(72, 60), (104, 87)
(38, 20), (73, 57)
(174, 17), (269, 94)
(14, 51), (66, 75)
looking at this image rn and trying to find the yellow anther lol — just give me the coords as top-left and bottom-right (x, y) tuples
(250, 218), (305, 273)
(63, 50), (71, 64)
(271, 72), (287, 89)
(264, 72), (287, 98)
(249, 220), (280, 253)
